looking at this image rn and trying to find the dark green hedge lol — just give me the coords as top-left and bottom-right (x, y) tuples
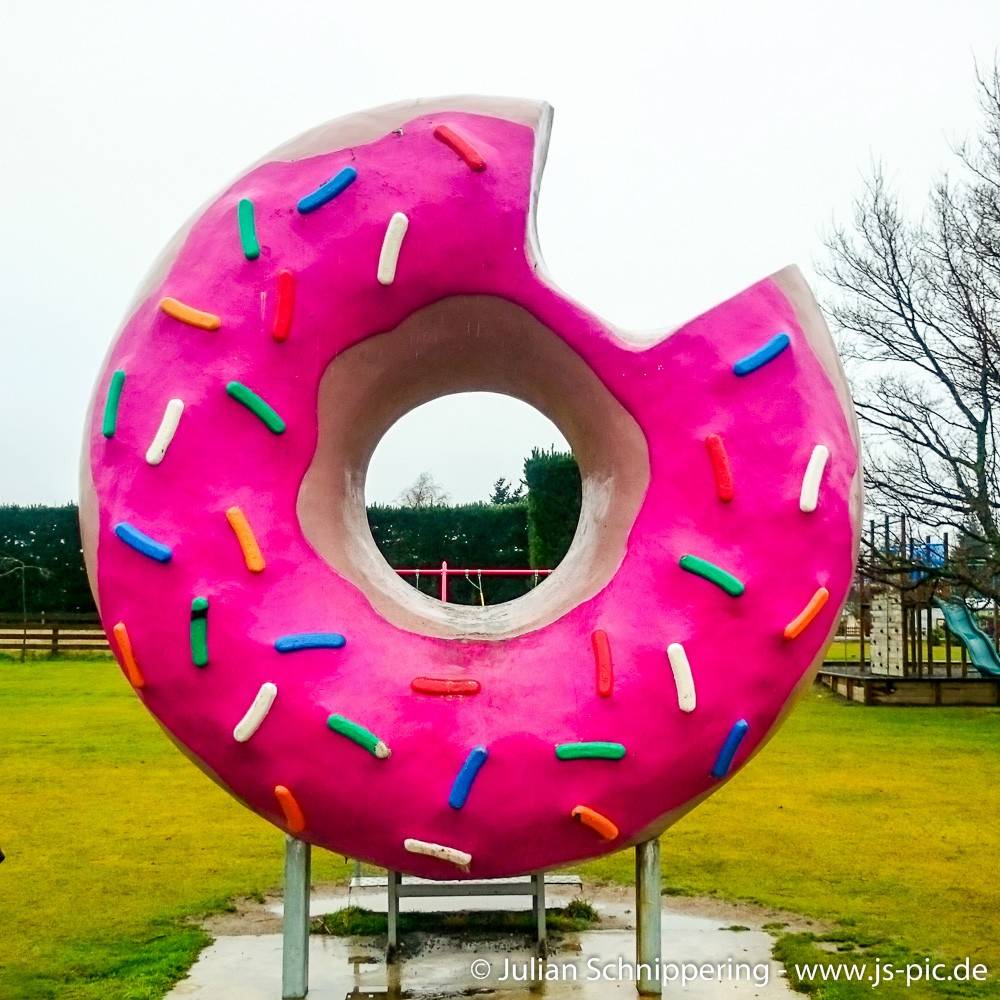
(524, 448), (582, 569)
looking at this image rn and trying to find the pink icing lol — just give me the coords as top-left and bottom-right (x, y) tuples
(85, 108), (859, 878)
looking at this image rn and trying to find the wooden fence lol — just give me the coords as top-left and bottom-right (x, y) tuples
(0, 613), (109, 656)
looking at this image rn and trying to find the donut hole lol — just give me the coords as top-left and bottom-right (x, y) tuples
(297, 296), (650, 641)
(363, 392), (576, 606)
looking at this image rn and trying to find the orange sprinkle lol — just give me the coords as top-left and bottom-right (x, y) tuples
(112, 621), (145, 689)
(571, 805), (619, 841)
(159, 296), (221, 331)
(783, 586), (830, 639)
(226, 506), (265, 573)
(274, 785), (306, 834)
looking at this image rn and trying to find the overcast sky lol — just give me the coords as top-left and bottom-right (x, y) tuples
(1, 1), (996, 505)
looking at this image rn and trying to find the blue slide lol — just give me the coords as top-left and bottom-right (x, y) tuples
(933, 598), (1000, 678)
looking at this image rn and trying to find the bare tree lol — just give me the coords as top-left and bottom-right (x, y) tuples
(397, 471), (450, 508)
(821, 62), (1000, 599)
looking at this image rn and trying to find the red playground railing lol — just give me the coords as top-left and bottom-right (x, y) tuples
(395, 562), (552, 603)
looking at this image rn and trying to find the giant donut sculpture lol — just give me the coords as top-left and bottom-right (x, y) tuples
(81, 97), (861, 879)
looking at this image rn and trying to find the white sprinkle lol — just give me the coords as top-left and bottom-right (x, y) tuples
(403, 837), (471, 869)
(233, 682), (278, 743)
(377, 211), (409, 285)
(145, 398), (184, 465)
(374, 741), (391, 759)
(799, 444), (830, 513)
(666, 643), (697, 713)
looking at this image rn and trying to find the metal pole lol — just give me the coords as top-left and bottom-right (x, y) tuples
(635, 838), (662, 996)
(282, 836), (311, 999)
(440, 561), (448, 603)
(531, 872), (547, 957)
(387, 870), (400, 960)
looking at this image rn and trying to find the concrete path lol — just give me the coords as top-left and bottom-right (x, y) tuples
(169, 881), (801, 999)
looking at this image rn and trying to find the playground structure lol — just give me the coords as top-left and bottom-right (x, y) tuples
(819, 516), (1000, 706)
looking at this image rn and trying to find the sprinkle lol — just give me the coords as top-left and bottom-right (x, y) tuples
(410, 677), (480, 696)
(733, 332), (790, 376)
(102, 370), (125, 438)
(432, 124), (487, 171)
(799, 445), (830, 513)
(784, 586), (830, 640)
(326, 713), (390, 758)
(274, 785), (306, 834)
(711, 719), (749, 779)
(237, 198), (260, 260)
(112, 621), (144, 688)
(403, 838), (471, 869)
(223, 506), (265, 572)
(233, 682), (278, 742)
(145, 398), (184, 465)
(114, 522), (172, 563)
(679, 554), (744, 597)
(159, 296), (221, 331)
(448, 746), (488, 809)
(591, 629), (613, 697)
(272, 269), (295, 341)
(666, 643), (697, 713)
(226, 381), (285, 433)
(276, 633), (346, 653)
(704, 434), (734, 502)
(296, 166), (357, 214)
(377, 212), (408, 286)
(189, 596), (209, 667)
(555, 742), (626, 761)
(571, 805), (619, 841)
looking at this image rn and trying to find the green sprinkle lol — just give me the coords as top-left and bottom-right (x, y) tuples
(555, 741), (626, 761)
(679, 554), (745, 597)
(327, 714), (390, 759)
(226, 381), (285, 434)
(190, 596), (208, 667)
(238, 198), (260, 260)
(102, 369), (125, 438)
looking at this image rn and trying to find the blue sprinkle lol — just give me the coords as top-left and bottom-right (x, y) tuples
(296, 166), (357, 213)
(711, 719), (749, 779)
(113, 522), (172, 563)
(448, 745), (489, 809)
(732, 332), (790, 376)
(275, 632), (347, 653)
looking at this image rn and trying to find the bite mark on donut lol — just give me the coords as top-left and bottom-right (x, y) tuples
(799, 444), (830, 513)
(114, 522), (172, 563)
(783, 586), (830, 640)
(158, 296), (221, 331)
(732, 331), (790, 376)
(704, 433), (735, 502)
(101, 369), (125, 439)
(112, 621), (144, 689)
(571, 805), (619, 841)
(274, 785), (306, 834)
(666, 643), (697, 713)
(377, 212), (409, 286)
(711, 720), (750, 779)
(233, 682), (278, 743)
(591, 629), (613, 697)
(327, 713), (390, 759)
(225, 506), (265, 573)
(145, 398), (184, 466)
(448, 746), (489, 809)
(678, 554), (744, 597)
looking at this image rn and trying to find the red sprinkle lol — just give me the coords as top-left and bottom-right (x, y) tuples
(272, 269), (295, 341)
(433, 125), (487, 172)
(411, 677), (481, 696)
(592, 629), (613, 697)
(705, 434), (734, 502)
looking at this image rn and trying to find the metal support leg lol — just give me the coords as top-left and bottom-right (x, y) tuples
(387, 870), (401, 960)
(282, 836), (311, 999)
(531, 872), (547, 957)
(635, 838), (662, 996)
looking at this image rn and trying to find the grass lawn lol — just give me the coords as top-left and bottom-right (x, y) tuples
(1, 658), (999, 999)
